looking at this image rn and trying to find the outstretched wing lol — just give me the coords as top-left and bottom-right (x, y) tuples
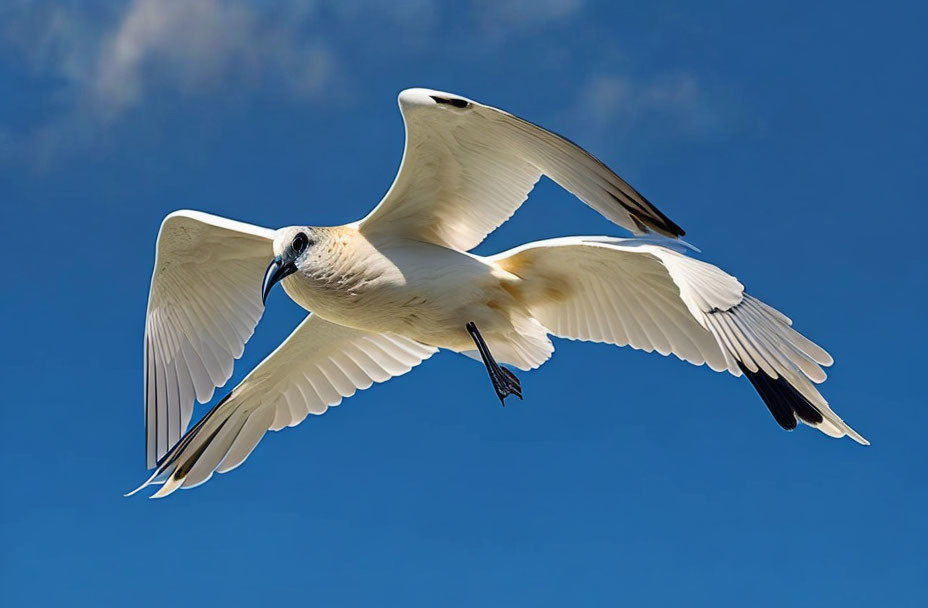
(130, 315), (437, 498)
(359, 88), (684, 252)
(492, 236), (867, 444)
(144, 210), (275, 468)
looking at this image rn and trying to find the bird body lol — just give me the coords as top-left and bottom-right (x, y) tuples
(277, 225), (546, 366)
(130, 88), (866, 498)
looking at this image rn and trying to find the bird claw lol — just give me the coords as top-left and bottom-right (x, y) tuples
(466, 321), (523, 406)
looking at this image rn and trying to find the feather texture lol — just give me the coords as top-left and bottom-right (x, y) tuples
(129, 315), (437, 498)
(492, 236), (866, 444)
(359, 88), (683, 252)
(144, 210), (274, 468)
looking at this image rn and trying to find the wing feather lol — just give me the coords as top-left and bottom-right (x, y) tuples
(144, 210), (274, 467)
(129, 316), (437, 498)
(491, 237), (866, 444)
(360, 88), (684, 252)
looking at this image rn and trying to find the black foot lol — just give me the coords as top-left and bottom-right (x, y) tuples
(465, 321), (523, 406)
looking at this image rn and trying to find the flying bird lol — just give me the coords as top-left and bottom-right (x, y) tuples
(130, 88), (866, 498)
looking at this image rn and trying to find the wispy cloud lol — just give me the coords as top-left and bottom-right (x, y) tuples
(9, 0), (338, 120)
(329, 0), (439, 35)
(1, 1), (724, 167)
(4, 0), (580, 122)
(576, 72), (722, 138)
(473, 0), (584, 38)
(96, 0), (262, 113)
(0, 0), (352, 165)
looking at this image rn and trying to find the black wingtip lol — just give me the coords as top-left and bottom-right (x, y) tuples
(606, 191), (685, 238)
(635, 191), (686, 237)
(738, 362), (823, 431)
(430, 95), (470, 109)
(659, 217), (686, 238)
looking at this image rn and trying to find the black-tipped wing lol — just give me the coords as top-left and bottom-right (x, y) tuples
(359, 88), (684, 252)
(491, 236), (867, 444)
(130, 315), (437, 498)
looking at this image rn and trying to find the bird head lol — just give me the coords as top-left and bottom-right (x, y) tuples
(262, 226), (317, 304)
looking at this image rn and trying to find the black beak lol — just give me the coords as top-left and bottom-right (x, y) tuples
(262, 256), (297, 305)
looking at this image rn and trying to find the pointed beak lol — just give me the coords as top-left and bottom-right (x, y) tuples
(262, 256), (297, 305)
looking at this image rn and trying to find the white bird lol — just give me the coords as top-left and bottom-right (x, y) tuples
(130, 88), (866, 498)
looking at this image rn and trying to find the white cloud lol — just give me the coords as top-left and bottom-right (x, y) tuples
(4, 0), (583, 124)
(1, 0), (462, 121)
(95, 0), (251, 112)
(92, 0), (337, 117)
(475, 0), (583, 27)
(1, 0), (723, 168)
(577, 72), (721, 137)
(473, 0), (584, 39)
(330, 0), (438, 33)
(3, 0), (340, 122)
(0, 0), (351, 164)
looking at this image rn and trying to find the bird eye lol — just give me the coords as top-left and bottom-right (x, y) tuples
(291, 232), (309, 253)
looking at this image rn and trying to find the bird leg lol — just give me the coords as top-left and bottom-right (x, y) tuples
(465, 321), (522, 406)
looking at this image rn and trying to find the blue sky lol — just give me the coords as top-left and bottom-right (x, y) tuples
(1, 0), (925, 605)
